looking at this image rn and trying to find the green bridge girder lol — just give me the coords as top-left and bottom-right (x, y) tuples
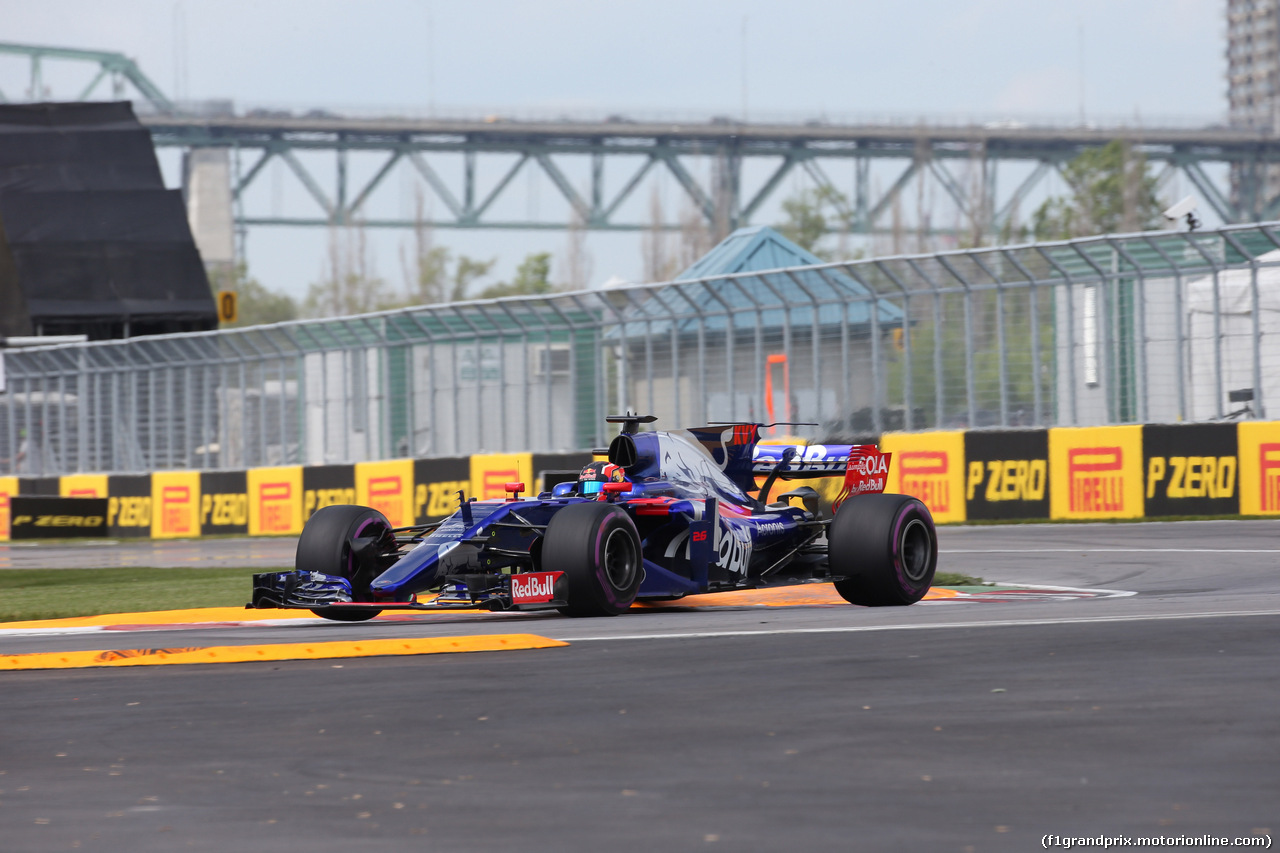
(5, 40), (1280, 239)
(142, 114), (1280, 237)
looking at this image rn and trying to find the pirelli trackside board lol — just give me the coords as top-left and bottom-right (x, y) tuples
(964, 430), (1049, 520)
(1141, 423), (1239, 517)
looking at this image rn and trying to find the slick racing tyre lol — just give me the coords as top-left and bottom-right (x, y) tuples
(296, 504), (395, 621)
(829, 493), (937, 606)
(543, 502), (643, 617)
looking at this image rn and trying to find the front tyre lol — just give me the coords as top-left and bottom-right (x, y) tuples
(829, 494), (937, 606)
(542, 502), (643, 617)
(296, 504), (394, 621)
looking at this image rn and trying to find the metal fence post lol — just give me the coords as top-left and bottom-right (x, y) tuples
(1221, 230), (1267, 422)
(1072, 247), (1117, 422)
(693, 281), (735, 422)
(1000, 249), (1044, 426)
(1034, 247), (1079, 426)
(903, 258), (945, 429)
(972, 253), (1012, 426)
(936, 255), (977, 428)
(781, 269), (827, 434)
(1107, 240), (1152, 424)
(868, 261), (914, 431)
(1179, 234), (1228, 420)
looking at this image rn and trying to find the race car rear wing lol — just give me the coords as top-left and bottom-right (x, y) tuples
(751, 444), (884, 477)
(752, 444), (892, 511)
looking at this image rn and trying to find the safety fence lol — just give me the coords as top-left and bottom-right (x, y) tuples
(2, 421), (1278, 541)
(3, 222), (1280, 479)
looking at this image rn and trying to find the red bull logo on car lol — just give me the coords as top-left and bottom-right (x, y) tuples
(511, 571), (562, 603)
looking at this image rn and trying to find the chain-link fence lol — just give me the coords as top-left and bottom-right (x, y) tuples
(3, 222), (1279, 477)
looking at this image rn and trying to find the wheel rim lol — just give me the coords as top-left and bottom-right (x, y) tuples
(898, 518), (932, 583)
(602, 527), (639, 591)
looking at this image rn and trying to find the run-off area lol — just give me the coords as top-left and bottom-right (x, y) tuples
(0, 615), (1276, 852)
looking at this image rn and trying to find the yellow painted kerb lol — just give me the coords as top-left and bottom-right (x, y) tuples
(0, 634), (568, 671)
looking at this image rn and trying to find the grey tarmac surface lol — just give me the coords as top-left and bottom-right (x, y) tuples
(0, 520), (1278, 851)
(0, 536), (296, 570)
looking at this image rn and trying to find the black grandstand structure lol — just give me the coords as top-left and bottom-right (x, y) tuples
(0, 101), (215, 341)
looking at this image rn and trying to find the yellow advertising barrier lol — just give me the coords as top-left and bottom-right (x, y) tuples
(879, 431), (967, 523)
(60, 474), (108, 498)
(1237, 421), (1280, 516)
(0, 476), (16, 541)
(469, 453), (534, 501)
(1048, 426), (1144, 520)
(150, 471), (202, 538)
(355, 460), (415, 527)
(247, 466), (304, 535)
(17, 421), (1280, 542)
(415, 475), (471, 520)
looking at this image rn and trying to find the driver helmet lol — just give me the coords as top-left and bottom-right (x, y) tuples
(578, 461), (628, 496)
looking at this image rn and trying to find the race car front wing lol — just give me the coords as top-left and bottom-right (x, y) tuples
(248, 569), (570, 614)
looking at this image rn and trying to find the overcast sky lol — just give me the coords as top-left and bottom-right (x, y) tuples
(0, 0), (1228, 299)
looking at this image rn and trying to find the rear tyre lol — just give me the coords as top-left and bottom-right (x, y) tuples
(829, 493), (937, 606)
(542, 502), (643, 617)
(296, 504), (394, 621)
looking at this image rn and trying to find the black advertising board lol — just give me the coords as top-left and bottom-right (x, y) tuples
(533, 452), (593, 493)
(9, 496), (108, 539)
(414, 457), (472, 524)
(107, 474), (152, 538)
(1142, 423), (1239, 516)
(963, 430), (1050, 520)
(302, 465), (355, 522)
(18, 477), (59, 496)
(200, 470), (248, 536)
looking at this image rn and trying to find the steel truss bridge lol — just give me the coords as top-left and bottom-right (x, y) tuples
(6, 41), (1280, 239)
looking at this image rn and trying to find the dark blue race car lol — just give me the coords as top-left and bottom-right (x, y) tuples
(249, 415), (938, 621)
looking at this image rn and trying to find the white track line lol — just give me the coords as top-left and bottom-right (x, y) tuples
(971, 582), (1135, 597)
(559, 609), (1280, 642)
(942, 548), (1280, 553)
(0, 618), (317, 638)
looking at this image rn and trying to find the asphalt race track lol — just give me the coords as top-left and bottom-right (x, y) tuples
(1, 520), (1277, 851)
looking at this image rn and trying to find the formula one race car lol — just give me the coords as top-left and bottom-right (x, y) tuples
(249, 415), (938, 620)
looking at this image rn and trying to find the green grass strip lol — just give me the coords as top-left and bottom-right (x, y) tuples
(0, 567), (255, 623)
(933, 571), (985, 587)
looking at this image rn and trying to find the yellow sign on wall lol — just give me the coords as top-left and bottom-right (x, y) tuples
(151, 471), (202, 539)
(0, 476), (16, 541)
(248, 466), (304, 535)
(217, 290), (238, 324)
(1237, 421), (1280, 516)
(60, 474), (108, 498)
(879, 431), (967, 523)
(469, 453), (533, 502)
(356, 460), (415, 527)
(1048, 425), (1144, 520)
